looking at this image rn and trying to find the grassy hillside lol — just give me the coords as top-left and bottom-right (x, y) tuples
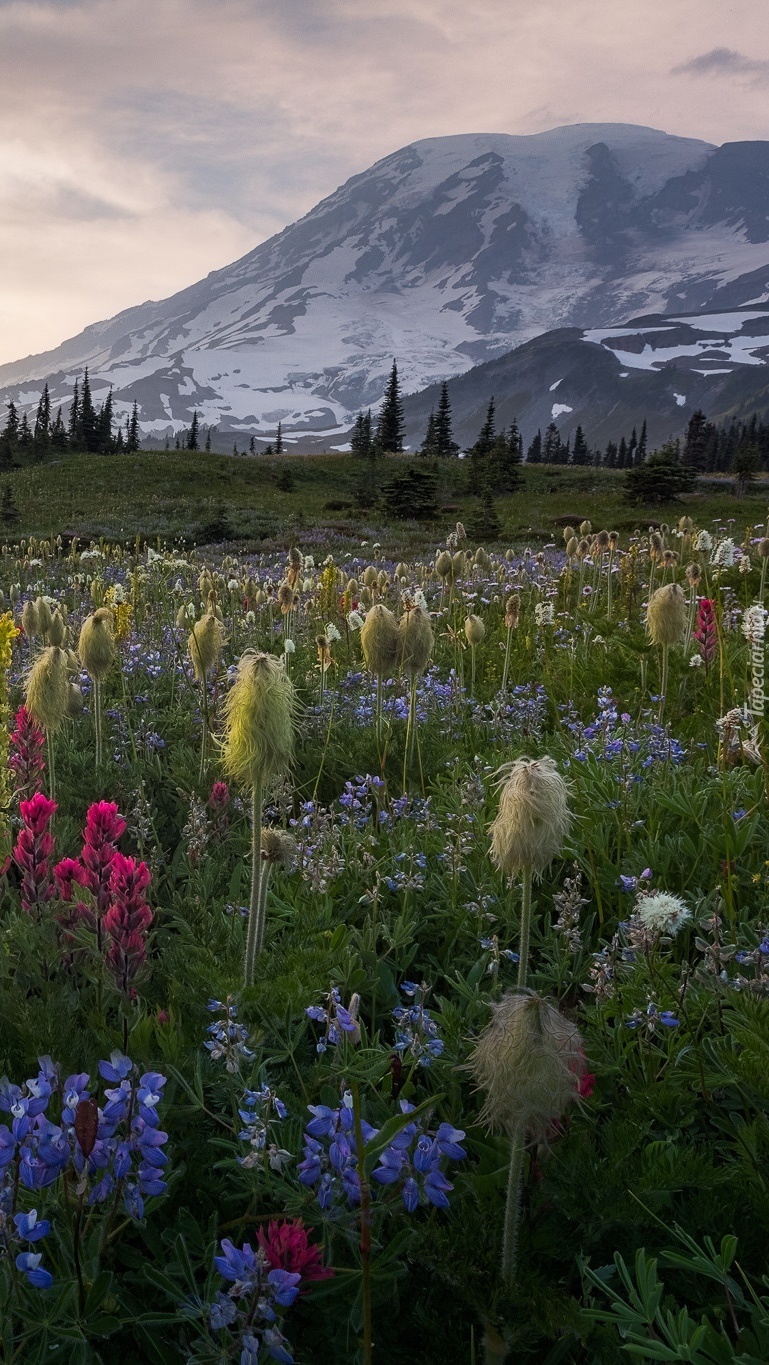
(0, 448), (765, 550)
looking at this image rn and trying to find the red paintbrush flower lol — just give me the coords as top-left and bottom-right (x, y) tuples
(257, 1219), (333, 1286)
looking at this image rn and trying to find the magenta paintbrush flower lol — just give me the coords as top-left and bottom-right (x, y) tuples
(8, 704), (46, 803)
(103, 852), (153, 993)
(13, 792), (57, 917)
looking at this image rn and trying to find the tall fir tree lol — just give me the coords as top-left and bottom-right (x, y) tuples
(18, 413), (32, 450)
(50, 407), (68, 451)
(435, 381), (458, 457)
(126, 402), (140, 453)
(78, 369), (99, 452)
(571, 425), (590, 466)
(275, 421), (284, 455)
(542, 422), (562, 464)
(682, 410), (709, 470)
(470, 397), (496, 461)
(637, 418), (648, 463)
(98, 388), (114, 453)
(188, 411), (200, 451)
(351, 410), (373, 458)
(420, 410), (439, 458)
(375, 361), (405, 453)
(33, 383), (51, 459)
(68, 380), (80, 449)
(526, 429), (542, 464)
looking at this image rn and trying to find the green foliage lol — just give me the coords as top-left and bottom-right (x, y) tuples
(624, 446), (698, 503)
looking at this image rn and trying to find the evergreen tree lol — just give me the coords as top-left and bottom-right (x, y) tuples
(604, 440), (617, 469)
(435, 381), (458, 457)
(114, 426), (124, 452)
(491, 426), (524, 494)
(188, 411), (200, 452)
(33, 383), (51, 459)
(0, 483), (19, 525)
(731, 443), (760, 496)
(571, 425), (590, 466)
(50, 408), (67, 451)
(637, 419), (648, 463)
(381, 464), (438, 520)
(467, 489), (502, 542)
(526, 430), (542, 464)
(79, 369), (99, 452)
(18, 413), (32, 451)
(98, 388), (114, 453)
(68, 381), (80, 449)
(375, 361), (405, 453)
(682, 409), (709, 470)
(351, 410), (373, 459)
(470, 397), (497, 460)
(624, 443), (697, 504)
(126, 402), (140, 453)
(617, 436), (628, 469)
(542, 422), (562, 463)
(248, 436), (255, 455)
(275, 422), (284, 455)
(420, 410), (439, 458)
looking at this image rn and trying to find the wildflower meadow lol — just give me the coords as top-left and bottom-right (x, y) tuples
(2, 510), (769, 1364)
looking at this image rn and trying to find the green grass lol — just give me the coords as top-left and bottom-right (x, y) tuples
(0, 449), (765, 550)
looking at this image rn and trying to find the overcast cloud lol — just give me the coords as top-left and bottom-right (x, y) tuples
(1, 0), (768, 363)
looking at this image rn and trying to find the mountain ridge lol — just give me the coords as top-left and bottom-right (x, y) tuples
(3, 123), (769, 448)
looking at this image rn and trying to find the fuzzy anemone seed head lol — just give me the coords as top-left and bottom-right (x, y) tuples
(260, 827), (297, 870)
(360, 604), (399, 676)
(25, 645), (70, 734)
(646, 583), (687, 647)
(21, 599), (40, 638)
(35, 597), (53, 637)
(489, 756), (571, 879)
(221, 650), (296, 790)
(435, 550), (453, 581)
(187, 613), (225, 682)
(464, 614), (485, 646)
(78, 608), (115, 682)
(465, 990), (586, 1141)
(47, 610), (67, 648)
(686, 562), (702, 586)
(397, 605), (433, 675)
(277, 582), (296, 614)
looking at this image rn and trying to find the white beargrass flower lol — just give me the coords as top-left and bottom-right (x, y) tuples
(325, 623), (342, 643)
(635, 891), (691, 935)
(534, 602), (554, 627)
(283, 638), (295, 655)
(689, 653), (704, 668)
(347, 610), (364, 632)
(695, 530), (713, 552)
(741, 605), (766, 644)
(711, 538), (736, 568)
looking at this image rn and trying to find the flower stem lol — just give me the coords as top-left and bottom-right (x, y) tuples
(501, 1122), (526, 1286)
(516, 866), (533, 990)
(243, 777), (263, 988)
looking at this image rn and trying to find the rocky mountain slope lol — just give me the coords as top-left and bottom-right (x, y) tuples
(4, 123), (769, 447)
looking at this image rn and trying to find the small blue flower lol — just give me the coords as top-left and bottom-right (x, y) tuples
(15, 1251), (53, 1289)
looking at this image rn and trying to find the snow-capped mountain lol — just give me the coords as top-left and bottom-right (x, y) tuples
(4, 123), (769, 447)
(402, 306), (769, 450)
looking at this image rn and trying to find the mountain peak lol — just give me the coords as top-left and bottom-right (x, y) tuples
(0, 124), (765, 449)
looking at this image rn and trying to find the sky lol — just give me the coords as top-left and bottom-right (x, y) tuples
(1, 0), (768, 365)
